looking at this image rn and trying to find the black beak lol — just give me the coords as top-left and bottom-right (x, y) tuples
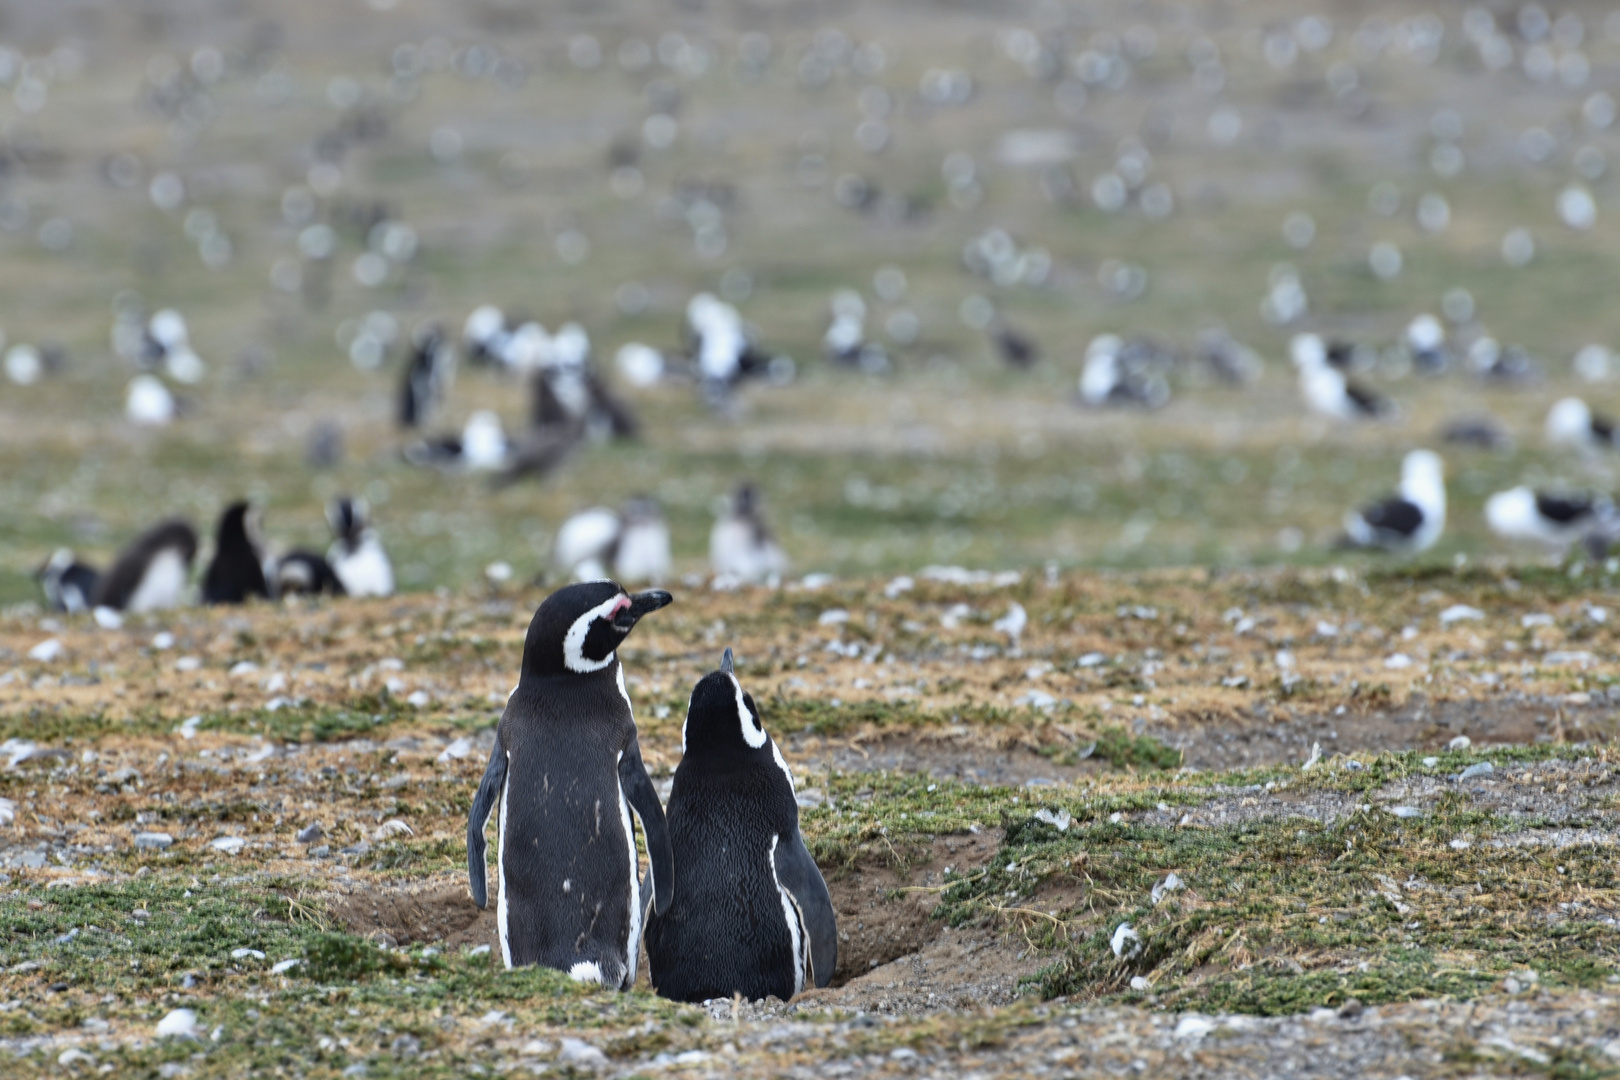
(613, 589), (673, 630)
(720, 647), (734, 674)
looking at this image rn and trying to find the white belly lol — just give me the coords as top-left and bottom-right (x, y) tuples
(614, 523), (670, 584)
(126, 549), (188, 612)
(330, 538), (394, 597)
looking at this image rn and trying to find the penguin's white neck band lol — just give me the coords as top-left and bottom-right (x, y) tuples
(562, 593), (629, 673)
(730, 673), (767, 748)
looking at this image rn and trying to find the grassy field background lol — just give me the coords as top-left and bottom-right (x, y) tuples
(2, 1), (1620, 602)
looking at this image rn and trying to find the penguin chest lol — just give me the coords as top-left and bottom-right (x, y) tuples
(332, 540), (393, 597)
(496, 754), (641, 977)
(127, 549), (188, 612)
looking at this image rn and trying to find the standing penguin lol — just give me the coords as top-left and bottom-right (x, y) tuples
(709, 483), (789, 584)
(201, 502), (270, 605)
(645, 649), (836, 1002)
(466, 581), (675, 987)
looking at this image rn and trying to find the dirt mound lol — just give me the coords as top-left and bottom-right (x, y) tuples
(326, 879), (497, 951)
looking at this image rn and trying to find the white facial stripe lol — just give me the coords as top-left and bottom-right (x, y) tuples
(497, 753), (512, 970)
(562, 593), (628, 673)
(771, 739), (797, 796)
(730, 674), (767, 748)
(768, 834), (807, 996)
(615, 665), (633, 714)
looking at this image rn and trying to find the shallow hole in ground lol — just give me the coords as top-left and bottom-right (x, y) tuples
(821, 828), (1004, 986)
(323, 830), (1029, 1010)
(326, 876), (497, 953)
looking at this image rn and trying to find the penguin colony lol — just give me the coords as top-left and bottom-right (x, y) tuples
(37, 496), (396, 616)
(38, 286), (1620, 590)
(468, 583), (835, 1002)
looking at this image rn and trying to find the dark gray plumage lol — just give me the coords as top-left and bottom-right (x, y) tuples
(467, 581), (674, 988)
(645, 648), (836, 1002)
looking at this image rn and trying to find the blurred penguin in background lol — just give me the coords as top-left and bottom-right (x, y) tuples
(327, 496), (394, 598)
(613, 497), (672, 585)
(1546, 397), (1618, 452)
(553, 498), (672, 585)
(37, 550), (100, 614)
(710, 483), (788, 585)
(93, 520), (199, 612)
(270, 550), (344, 597)
(398, 323), (454, 428)
(201, 502), (270, 605)
(530, 322), (640, 442)
(1340, 450), (1446, 554)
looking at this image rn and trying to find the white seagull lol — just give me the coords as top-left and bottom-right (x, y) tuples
(1342, 449), (1446, 553)
(1546, 397), (1617, 451)
(1485, 487), (1615, 556)
(1292, 333), (1388, 420)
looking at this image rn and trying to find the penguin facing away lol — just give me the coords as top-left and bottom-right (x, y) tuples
(201, 502), (270, 605)
(93, 520), (199, 612)
(645, 648), (837, 1003)
(467, 581), (675, 988)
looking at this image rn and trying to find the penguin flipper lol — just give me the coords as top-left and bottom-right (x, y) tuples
(618, 740), (673, 914)
(466, 733), (507, 909)
(774, 831), (837, 989)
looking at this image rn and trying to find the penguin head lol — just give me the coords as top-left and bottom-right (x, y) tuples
(523, 580), (673, 677)
(217, 500), (264, 553)
(37, 547), (76, 581)
(326, 496), (368, 544)
(681, 647), (771, 757)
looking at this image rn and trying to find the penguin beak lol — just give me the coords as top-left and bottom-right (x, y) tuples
(613, 589), (673, 630)
(720, 647), (734, 674)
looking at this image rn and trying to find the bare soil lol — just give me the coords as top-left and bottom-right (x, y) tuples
(326, 876), (495, 952)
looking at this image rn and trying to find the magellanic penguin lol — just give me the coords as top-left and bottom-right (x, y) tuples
(709, 483), (789, 585)
(645, 648), (836, 1002)
(326, 497), (394, 598)
(37, 550), (100, 614)
(201, 502), (270, 605)
(466, 580), (675, 987)
(398, 325), (454, 429)
(271, 551), (345, 597)
(93, 520), (198, 612)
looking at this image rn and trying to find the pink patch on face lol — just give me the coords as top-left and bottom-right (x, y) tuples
(609, 595), (632, 618)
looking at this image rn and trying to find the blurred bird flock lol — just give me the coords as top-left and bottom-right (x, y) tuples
(11, 0), (1620, 601)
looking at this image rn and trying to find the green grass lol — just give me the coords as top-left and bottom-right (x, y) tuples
(788, 746), (1620, 1016)
(0, 878), (700, 1075)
